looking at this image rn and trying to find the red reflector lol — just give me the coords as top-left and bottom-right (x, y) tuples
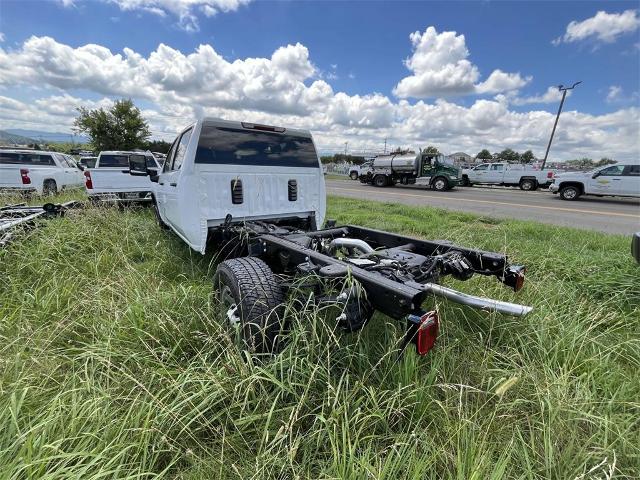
(20, 168), (31, 185)
(84, 170), (93, 189)
(547, 171), (554, 178)
(416, 311), (439, 355)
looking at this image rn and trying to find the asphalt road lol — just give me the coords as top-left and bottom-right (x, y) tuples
(326, 179), (640, 235)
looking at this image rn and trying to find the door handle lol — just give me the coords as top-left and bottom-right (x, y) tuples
(170, 182), (177, 187)
(159, 182), (165, 185)
(612, 179), (621, 181)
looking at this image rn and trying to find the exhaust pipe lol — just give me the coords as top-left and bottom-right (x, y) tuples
(328, 238), (375, 255)
(422, 283), (533, 317)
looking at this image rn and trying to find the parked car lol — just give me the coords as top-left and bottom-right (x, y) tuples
(84, 150), (162, 202)
(550, 162), (640, 200)
(127, 117), (530, 356)
(0, 149), (84, 195)
(461, 162), (555, 190)
(348, 159), (374, 180)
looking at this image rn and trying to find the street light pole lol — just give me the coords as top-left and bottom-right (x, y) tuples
(541, 81), (581, 170)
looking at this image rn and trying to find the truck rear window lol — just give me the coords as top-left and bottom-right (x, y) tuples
(195, 126), (319, 168)
(0, 152), (55, 166)
(98, 154), (157, 168)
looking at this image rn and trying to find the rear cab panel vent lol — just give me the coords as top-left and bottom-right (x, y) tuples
(231, 179), (243, 204)
(288, 179), (297, 201)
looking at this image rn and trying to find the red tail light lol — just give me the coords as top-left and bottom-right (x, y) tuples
(416, 311), (439, 355)
(547, 171), (554, 179)
(20, 168), (31, 185)
(84, 170), (93, 189)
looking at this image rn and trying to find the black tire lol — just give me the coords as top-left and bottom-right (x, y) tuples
(460, 176), (470, 187)
(559, 185), (581, 201)
(350, 171), (359, 180)
(519, 178), (536, 191)
(214, 257), (285, 354)
(432, 176), (448, 191)
(153, 198), (170, 230)
(374, 175), (388, 187)
(42, 179), (57, 196)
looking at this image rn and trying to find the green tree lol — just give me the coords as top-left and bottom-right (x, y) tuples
(74, 99), (150, 152)
(520, 150), (535, 164)
(595, 157), (616, 167)
(423, 145), (439, 155)
(498, 148), (520, 162)
(145, 139), (172, 154)
(476, 149), (492, 160)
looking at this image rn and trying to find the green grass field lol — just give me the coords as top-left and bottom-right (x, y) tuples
(1, 192), (638, 479)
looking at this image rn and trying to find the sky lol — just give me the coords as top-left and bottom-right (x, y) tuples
(0, 0), (638, 160)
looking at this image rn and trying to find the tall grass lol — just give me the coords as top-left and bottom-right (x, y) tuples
(0, 194), (638, 478)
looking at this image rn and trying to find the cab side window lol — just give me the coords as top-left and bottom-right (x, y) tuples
(623, 165), (640, 176)
(474, 164), (489, 171)
(490, 164), (504, 171)
(171, 128), (193, 171)
(599, 165), (624, 176)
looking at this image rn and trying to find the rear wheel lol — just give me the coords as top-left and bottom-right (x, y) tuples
(214, 257), (285, 354)
(519, 178), (536, 191)
(432, 177), (448, 191)
(350, 171), (359, 180)
(460, 176), (470, 187)
(559, 185), (581, 201)
(42, 179), (57, 196)
(374, 175), (388, 187)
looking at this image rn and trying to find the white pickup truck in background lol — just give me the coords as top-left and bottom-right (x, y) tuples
(0, 149), (84, 195)
(461, 162), (555, 190)
(550, 162), (640, 200)
(84, 150), (162, 202)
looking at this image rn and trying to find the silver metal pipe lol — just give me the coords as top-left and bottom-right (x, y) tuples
(0, 211), (46, 232)
(329, 238), (375, 255)
(422, 283), (533, 317)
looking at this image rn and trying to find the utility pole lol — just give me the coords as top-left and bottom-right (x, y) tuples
(344, 142), (348, 155)
(384, 138), (387, 154)
(541, 81), (581, 170)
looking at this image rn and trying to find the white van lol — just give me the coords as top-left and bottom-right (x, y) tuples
(550, 162), (640, 200)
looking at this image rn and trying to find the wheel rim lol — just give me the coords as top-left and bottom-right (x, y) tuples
(522, 181), (533, 190)
(564, 188), (576, 199)
(219, 285), (242, 347)
(435, 179), (445, 190)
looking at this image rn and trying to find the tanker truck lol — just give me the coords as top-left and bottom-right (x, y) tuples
(359, 151), (461, 191)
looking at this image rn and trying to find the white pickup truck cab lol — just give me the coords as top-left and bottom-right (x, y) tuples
(550, 162), (640, 200)
(0, 149), (84, 195)
(131, 118), (326, 253)
(462, 162), (555, 190)
(84, 150), (162, 201)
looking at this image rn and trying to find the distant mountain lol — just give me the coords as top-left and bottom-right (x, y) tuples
(0, 129), (36, 145)
(4, 129), (90, 144)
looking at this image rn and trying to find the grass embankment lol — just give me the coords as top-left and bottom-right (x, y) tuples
(1, 193), (638, 479)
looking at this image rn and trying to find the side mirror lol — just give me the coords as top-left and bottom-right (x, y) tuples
(591, 172), (600, 179)
(129, 154), (149, 176)
(632, 232), (640, 264)
(148, 169), (159, 183)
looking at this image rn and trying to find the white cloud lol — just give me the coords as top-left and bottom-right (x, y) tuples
(0, 33), (5, 43)
(554, 10), (640, 44)
(512, 86), (569, 106)
(607, 85), (623, 103)
(0, 35), (638, 161)
(393, 27), (530, 98)
(58, 1), (250, 32)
